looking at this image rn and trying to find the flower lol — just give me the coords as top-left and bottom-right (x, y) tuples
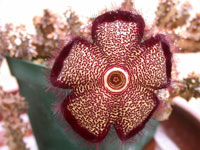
(50, 10), (172, 143)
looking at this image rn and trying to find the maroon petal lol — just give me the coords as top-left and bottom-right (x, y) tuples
(50, 10), (172, 144)
(114, 84), (159, 141)
(92, 10), (145, 59)
(61, 85), (112, 143)
(50, 37), (107, 93)
(130, 34), (172, 89)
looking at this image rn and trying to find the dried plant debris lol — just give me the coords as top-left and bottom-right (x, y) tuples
(31, 9), (84, 59)
(32, 9), (69, 58)
(0, 87), (29, 150)
(153, 89), (173, 121)
(0, 8), (83, 65)
(175, 13), (200, 52)
(155, 0), (191, 30)
(155, 0), (200, 52)
(0, 29), (8, 63)
(64, 8), (83, 36)
(187, 13), (200, 34)
(0, 24), (36, 62)
(120, 0), (135, 11)
(169, 72), (200, 101)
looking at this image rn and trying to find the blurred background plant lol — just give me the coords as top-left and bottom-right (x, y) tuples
(0, 24), (36, 63)
(0, 8), (83, 66)
(169, 72), (200, 101)
(0, 87), (29, 150)
(32, 8), (84, 59)
(154, 0), (200, 101)
(155, 0), (200, 53)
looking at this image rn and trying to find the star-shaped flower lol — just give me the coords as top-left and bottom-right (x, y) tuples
(50, 10), (172, 143)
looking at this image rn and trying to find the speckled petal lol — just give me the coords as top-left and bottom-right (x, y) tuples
(92, 10), (145, 59)
(114, 85), (159, 141)
(50, 10), (172, 144)
(50, 37), (107, 94)
(61, 85), (112, 143)
(130, 35), (172, 89)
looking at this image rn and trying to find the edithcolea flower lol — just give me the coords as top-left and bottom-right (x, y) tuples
(50, 10), (172, 143)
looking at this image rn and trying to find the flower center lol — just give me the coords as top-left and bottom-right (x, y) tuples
(104, 67), (129, 93)
(108, 72), (125, 88)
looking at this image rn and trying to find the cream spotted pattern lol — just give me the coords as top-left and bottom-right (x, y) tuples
(131, 42), (167, 88)
(115, 85), (157, 135)
(67, 85), (111, 136)
(57, 41), (107, 95)
(51, 10), (171, 142)
(56, 25), (168, 137)
(94, 21), (142, 59)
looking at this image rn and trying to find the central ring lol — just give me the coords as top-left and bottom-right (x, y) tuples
(104, 67), (129, 93)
